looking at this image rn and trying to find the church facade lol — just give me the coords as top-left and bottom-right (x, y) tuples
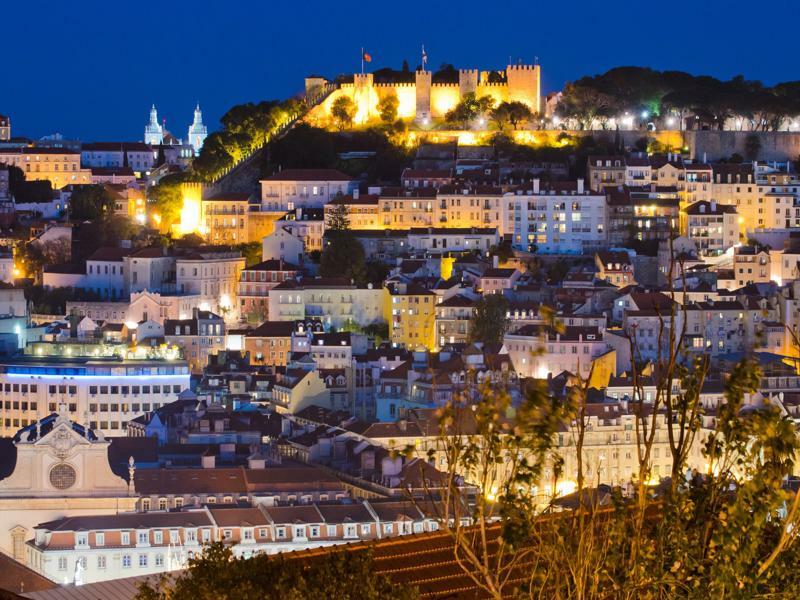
(144, 104), (207, 156)
(0, 407), (136, 566)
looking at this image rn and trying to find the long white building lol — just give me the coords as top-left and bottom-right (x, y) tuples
(0, 357), (190, 438)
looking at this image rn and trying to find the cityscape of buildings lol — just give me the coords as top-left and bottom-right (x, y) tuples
(1, 53), (800, 597)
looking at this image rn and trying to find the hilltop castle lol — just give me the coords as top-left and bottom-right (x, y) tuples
(306, 62), (541, 125)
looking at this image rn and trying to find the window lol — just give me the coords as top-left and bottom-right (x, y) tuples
(155, 554), (164, 567)
(327, 525), (336, 537)
(58, 556), (68, 571)
(76, 533), (88, 546)
(154, 531), (163, 544)
(139, 554), (148, 567)
(122, 554), (132, 568)
(121, 531), (130, 545)
(97, 555), (107, 569)
(361, 524), (370, 536)
(158, 498), (167, 511)
(96, 532), (105, 547)
(138, 531), (149, 544)
(141, 498), (151, 511)
(276, 527), (286, 539)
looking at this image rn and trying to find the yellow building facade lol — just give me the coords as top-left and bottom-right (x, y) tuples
(0, 148), (92, 189)
(384, 283), (436, 351)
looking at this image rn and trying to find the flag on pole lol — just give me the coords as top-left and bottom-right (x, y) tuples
(362, 49), (372, 63)
(421, 45), (428, 70)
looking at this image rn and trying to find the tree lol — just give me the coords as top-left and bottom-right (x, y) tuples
(149, 173), (190, 232)
(269, 125), (338, 170)
(326, 203), (350, 231)
(444, 93), (496, 129)
(6, 165), (54, 205)
(331, 96), (357, 130)
(377, 93), (399, 124)
(135, 543), (417, 600)
(468, 294), (509, 346)
(745, 133), (762, 161)
(493, 101), (533, 130)
(319, 232), (367, 284)
(68, 185), (115, 220)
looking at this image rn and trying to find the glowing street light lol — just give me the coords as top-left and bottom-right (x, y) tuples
(666, 117), (676, 127)
(641, 110), (649, 119)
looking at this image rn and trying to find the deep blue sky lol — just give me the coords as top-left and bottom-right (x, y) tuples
(4, 0), (797, 141)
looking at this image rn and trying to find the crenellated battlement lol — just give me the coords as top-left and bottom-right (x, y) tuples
(374, 82), (416, 88)
(310, 59), (541, 124)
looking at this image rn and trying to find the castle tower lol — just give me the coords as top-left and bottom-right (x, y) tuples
(353, 73), (374, 124)
(459, 69), (478, 98)
(415, 70), (432, 123)
(506, 64), (541, 115)
(144, 104), (164, 145)
(187, 103), (208, 156)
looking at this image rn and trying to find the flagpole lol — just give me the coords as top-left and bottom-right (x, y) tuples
(360, 47), (364, 75)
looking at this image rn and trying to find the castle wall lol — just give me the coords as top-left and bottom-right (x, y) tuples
(686, 130), (800, 162)
(430, 84), (461, 119)
(304, 63), (542, 125)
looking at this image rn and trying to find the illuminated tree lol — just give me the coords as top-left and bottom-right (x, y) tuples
(377, 93), (399, 124)
(492, 101), (533, 130)
(331, 96), (357, 131)
(445, 93), (496, 129)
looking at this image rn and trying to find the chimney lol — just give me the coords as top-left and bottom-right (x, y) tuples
(577, 178), (584, 194)
(201, 452), (216, 469)
(353, 188), (359, 200)
(533, 178), (540, 194)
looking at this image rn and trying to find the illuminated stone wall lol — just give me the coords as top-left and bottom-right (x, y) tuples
(305, 63), (543, 126)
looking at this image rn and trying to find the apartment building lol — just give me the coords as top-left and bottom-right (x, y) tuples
(384, 282), (437, 351)
(201, 193), (249, 245)
(26, 501), (435, 585)
(164, 310), (225, 373)
(0, 147), (91, 189)
(238, 259), (300, 322)
(681, 201), (738, 257)
(0, 357), (190, 437)
(510, 179), (607, 254)
(259, 169), (356, 211)
(323, 192), (380, 229)
(268, 278), (384, 329)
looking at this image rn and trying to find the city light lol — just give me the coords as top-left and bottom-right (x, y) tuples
(641, 110), (649, 119)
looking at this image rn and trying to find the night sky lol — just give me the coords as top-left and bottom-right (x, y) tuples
(4, 0), (797, 141)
